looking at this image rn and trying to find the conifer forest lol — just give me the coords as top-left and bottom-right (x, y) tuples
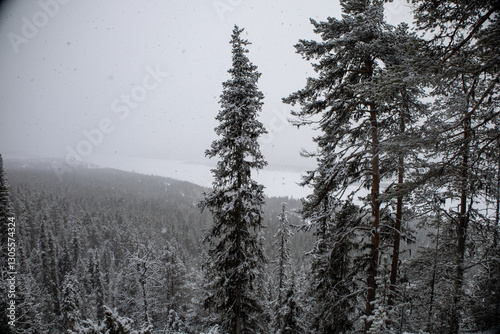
(1, 0), (500, 333)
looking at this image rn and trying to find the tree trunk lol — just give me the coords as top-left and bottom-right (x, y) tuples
(427, 202), (441, 331)
(365, 102), (381, 332)
(388, 112), (405, 307)
(236, 295), (242, 334)
(278, 228), (285, 307)
(495, 142), (500, 250)
(450, 99), (471, 334)
(141, 278), (150, 324)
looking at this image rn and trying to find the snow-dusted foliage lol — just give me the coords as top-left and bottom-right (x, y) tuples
(61, 273), (84, 331)
(200, 25), (268, 334)
(307, 200), (363, 333)
(272, 204), (305, 334)
(273, 204), (293, 311)
(70, 305), (152, 334)
(283, 0), (423, 330)
(406, 1), (500, 333)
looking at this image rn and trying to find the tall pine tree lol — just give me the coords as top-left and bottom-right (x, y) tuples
(200, 25), (268, 334)
(283, 1), (410, 330)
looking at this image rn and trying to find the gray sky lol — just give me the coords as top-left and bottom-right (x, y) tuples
(0, 0), (412, 194)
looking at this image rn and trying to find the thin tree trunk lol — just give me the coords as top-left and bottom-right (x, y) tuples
(365, 102), (381, 332)
(427, 202), (441, 331)
(235, 151), (243, 334)
(141, 278), (150, 324)
(494, 142), (500, 327)
(277, 204), (287, 307)
(495, 142), (500, 250)
(236, 296), (242, 334)
(450, 100), (471, 334)
(389, 112), (405, 307)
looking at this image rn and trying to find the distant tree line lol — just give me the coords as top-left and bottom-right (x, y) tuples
(0, 157), (306, 334)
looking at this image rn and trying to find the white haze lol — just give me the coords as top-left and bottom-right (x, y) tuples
(0, 0), (413, 197)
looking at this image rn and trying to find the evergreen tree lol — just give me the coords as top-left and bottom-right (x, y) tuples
(471, 129), (500, 329)
(470, 249), (500, 330)
(274, 204), (292, 312)
(165, 309), (187, 333)
(307, 200), (361, 333)
(132, 245), (153, 326)
(200, 25), (268, 334)
(273, 204), (301, 333)
(39, 221), (61, 329)
(283, 1), (412, 330)
(59, 242), (73, 287)
(70, 306), (152, 334)
(71, 229), (82, 269)
(161, 242), (188, 315)
(61, 273), (83, 331)
(410, 1), (500, 332)
(402, 211), (457, 333)
(277, 280), (304, 334)
(90, 250), (105, 323)
(372, 23), (426, 309)
(15, 244), (45, 333)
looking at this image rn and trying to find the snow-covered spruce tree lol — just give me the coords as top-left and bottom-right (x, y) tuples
(200, 25), (268, 334)
(273, 204), (304, 334)
(16, 244), (46, 333)
(306, 199), (362, 333)
(39, 221), (62, 330)
(274, 204), (292, 313)
(0, 154), (14, 334)
(87, 250), (105, 323)
(61, 273), (84, 331)
(277, 279), (304, 334)
(130, 245), (153, 326)
(283, 1), (414, 331)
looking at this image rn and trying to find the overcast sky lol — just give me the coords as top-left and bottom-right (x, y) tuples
(0, 0), (413, 195)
